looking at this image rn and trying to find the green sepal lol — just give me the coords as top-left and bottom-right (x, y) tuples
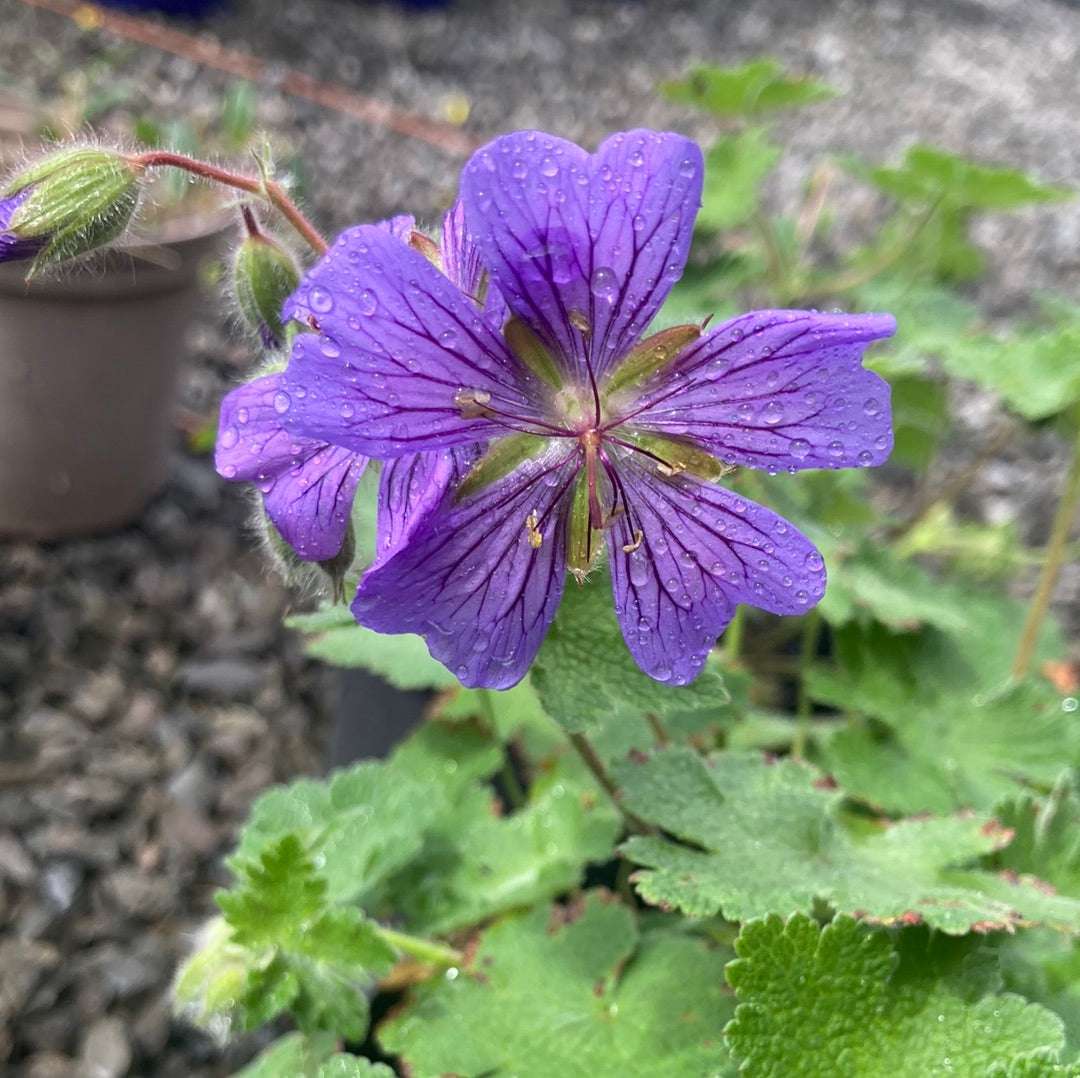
(455, 433), (550, 501)
(621, 432), (734, 482)
(604, 323), (701, 395)
(233, 231), (302, 348)
(6, 146), (141, 271)
(566, 470), (603, 580)
(504, 316), (563, 388)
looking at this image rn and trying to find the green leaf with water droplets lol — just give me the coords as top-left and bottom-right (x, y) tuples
(379, 891), (736, 1077)
(531, 568), (729, 734)
(617, 748), (1080, 934)
(725, 913), (1068, 1076)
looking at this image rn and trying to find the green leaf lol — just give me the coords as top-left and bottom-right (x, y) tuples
(882, 372), (949, 471)
(818, 542), (973, 632)
(663, 59), (835, 117)
(387, 718), (503, 800)
(234, 759), (446, 903)
(869, 145), (1071, 210)
(725, 913), (1067, 1076)
(814, 616), (1075, 815)
(183, 836), (395, 1041)
(696, 127), (780, 232)
(377, 760), (620, 934)
(234, 1032), (337, 1077)
(989, 1051), (1080, 1077)
(235, 1033), (397, 1078)
(532, 569), (729, 733)
(318, 1057), (397, 1078)
(379, 892), (735, 1076)
(617, 748), (1080, 934)
(994, 774), (1080, 898)
(435, 680), (551, 739)
(935, 312), (1080, 422)
(288, 621), (457, 689)
(217, 834), (326, 949)
(1001, 929), (1080, 1065)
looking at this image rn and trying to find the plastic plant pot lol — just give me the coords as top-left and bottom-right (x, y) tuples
(0, 213), (230, 539)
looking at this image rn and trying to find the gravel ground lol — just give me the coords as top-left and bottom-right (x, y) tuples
(2, 0), (1079, 1074)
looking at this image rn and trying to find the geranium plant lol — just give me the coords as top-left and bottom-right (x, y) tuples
(7, 59), (1080, 1077)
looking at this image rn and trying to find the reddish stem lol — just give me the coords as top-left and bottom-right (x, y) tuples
(132, 150), (328, 255)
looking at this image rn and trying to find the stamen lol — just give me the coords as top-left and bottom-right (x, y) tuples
(452, 388), (575, 438)
(525, 510), (543, 549)
(568, 309), (591, 335)
(622, 529), (644, 554)
(454, 388), (492, 418)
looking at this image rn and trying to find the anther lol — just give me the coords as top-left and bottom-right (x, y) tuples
(622, 529), (644, 554)
(454, 388), (493, 419)
(568, 310), (591, 335)
(525, 510), (543, 549)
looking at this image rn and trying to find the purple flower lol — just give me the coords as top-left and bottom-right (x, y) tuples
(278, 129), (896, 689)
(0, 188), (47, 264)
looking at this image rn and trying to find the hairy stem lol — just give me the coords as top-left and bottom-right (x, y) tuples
(131, 150), (328, 255)
(1012, 425), (1080, 679)
(373, 925), (463, 968)
(567, 731), (652, 834)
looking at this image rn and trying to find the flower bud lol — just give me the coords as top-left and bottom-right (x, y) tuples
(232, 208), (301, 350)
(2, 146), (141, 270)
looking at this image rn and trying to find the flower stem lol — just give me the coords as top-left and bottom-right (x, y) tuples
(567, 731), (652, 833)
(792, 609), (822, 761)
(645, 713), (670, 747)
(373, 925), (463, 968)
(130, 150), (328, 255)
(723, 606), (746, 665)
(1012, 425), (1080, 679)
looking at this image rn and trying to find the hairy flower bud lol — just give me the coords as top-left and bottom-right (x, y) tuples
(232, 209), (301, 350)
(2, 146), (141, 270)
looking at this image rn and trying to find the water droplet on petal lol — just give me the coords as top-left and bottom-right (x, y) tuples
(219, 426), (238, 449)
(762, 400), (785, 425)
(790, 439), (811, 460)
(309, 287), (334, 313)
(590, 266), (619, 303)
(358, 289), (377, 316)
(273, 391), (292, 415)
(539, 155), (559, 177)
(805, 551), (824, 572)
(511, 159), (528, 179)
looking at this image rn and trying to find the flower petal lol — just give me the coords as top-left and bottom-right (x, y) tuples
(373, 449), (475, 567)
(352, 442), (580, 689)
(280, 224), (548, 457)
(460, 128), (702, 378)
(440, 199), (508, 330)
(216, 373), (365, 561)
(624, 310), (896, 472)
(607, 453), (826, 684)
